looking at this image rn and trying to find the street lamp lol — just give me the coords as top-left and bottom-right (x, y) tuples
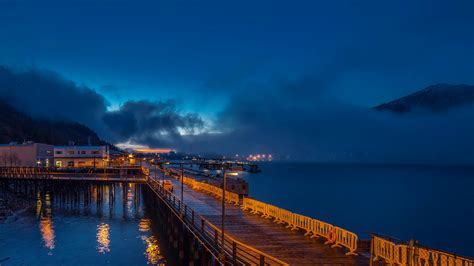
(221, 167), (238, 261)
(163, 161), (170, 193)
(180, 163), (184, 214)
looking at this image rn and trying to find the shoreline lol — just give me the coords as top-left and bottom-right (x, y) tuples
(0, 190), (34, 223)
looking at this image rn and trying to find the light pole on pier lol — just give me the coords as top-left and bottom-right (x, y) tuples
(180, 163), (184, 215)
(220, 165), (238, 261)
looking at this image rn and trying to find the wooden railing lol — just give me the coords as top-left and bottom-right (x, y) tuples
(147, 177), (288, 266)
(371, 234), (474, 266)
(161, 165), (358, 256)
(241, 197), (358, 255)
(167, 170), (241, 205)
(0, 166), (146, 181)
(0, 166), (52, 179)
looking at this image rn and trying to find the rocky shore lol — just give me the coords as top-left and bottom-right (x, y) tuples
(0, 190), (33, 223)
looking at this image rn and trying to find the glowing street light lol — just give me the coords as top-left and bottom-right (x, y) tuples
(220, 167), (238, 261)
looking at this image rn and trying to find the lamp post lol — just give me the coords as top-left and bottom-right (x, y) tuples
(220, 165), (238, 261)
(163, 161), (170, 193)
(221, 166), (227, 261)
(180, 163), (184, 213)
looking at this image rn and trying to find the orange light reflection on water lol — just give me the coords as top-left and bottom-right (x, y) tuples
(39, 217), (55, 254)
(139, 218), (165, 265)
(39, 192), (55, 255)
(97, 223), (111, 254)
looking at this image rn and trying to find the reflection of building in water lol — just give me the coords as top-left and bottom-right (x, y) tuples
(139, 218), (165, 265)
(97, 223), (111, 254)
(39, 192), (55, 255)
(122, 183), (142, 218)
(138, 218), (151, 232)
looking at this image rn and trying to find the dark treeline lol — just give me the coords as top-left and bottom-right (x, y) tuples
(0, 100), (108, 146)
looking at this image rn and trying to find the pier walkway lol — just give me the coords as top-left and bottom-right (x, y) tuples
(152, 168), (369, 265)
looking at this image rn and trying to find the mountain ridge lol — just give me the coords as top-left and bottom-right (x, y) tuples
(0, 99), (111, 147)
(374, 84), (474, 113)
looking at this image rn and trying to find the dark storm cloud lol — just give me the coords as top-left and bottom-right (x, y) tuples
(0, 65), (108, 132)
(177, 78), (474, 165)
(103, 100), (205, 145)
(1, 65), (473, 165)
(0, 66), (204, 146)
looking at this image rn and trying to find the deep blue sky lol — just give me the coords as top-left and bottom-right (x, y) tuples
(1, 0), (474, 161)
(2, 1), (473, 111)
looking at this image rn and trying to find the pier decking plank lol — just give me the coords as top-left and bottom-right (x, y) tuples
(161, 174), (369, 265)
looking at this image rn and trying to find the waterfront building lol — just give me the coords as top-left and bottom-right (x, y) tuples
(0, 141), (54, 167)
(54, 146), (108, 168)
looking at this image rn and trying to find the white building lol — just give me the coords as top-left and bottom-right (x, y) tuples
(54, 146), (107, 168)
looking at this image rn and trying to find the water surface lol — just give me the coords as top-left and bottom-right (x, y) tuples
(0, 182), (166, 265)
(240, 162), (474, 257)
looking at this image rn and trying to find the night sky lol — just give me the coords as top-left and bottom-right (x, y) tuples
(1, 0), (473, 163)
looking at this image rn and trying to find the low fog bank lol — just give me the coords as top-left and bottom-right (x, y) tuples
(175, 81), (474, 165)
(1, 65), (473, 165)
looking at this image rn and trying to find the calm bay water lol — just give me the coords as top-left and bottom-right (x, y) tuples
(240, 162), (474, 257)
(0, 183), (167, 265)
(0, 163), (473, 264)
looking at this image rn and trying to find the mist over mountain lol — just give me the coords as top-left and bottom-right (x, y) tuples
(0, 66), (203, 148)
(0, 100), (107, 146)
(374, 84), (474, 113)
(0, 65), (473, 164)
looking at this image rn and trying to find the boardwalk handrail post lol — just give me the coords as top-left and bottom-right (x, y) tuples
(369, 234), (374, 266)
(232, 241), (237, 264)
(408, 239), (414, 266)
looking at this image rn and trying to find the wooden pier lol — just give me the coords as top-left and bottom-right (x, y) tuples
(148, 166), (369, 265)
(0, 166), (147, 182)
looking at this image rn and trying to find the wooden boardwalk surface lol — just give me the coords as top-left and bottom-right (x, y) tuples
(159, 173), (369, 265)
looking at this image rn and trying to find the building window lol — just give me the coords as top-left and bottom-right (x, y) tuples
(67, 151), (74, 155)
(80, 151), (86, 155)
(91, 151), (99, 155)
(55, 151), (63, 155)
(46, 150), (51, 154)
